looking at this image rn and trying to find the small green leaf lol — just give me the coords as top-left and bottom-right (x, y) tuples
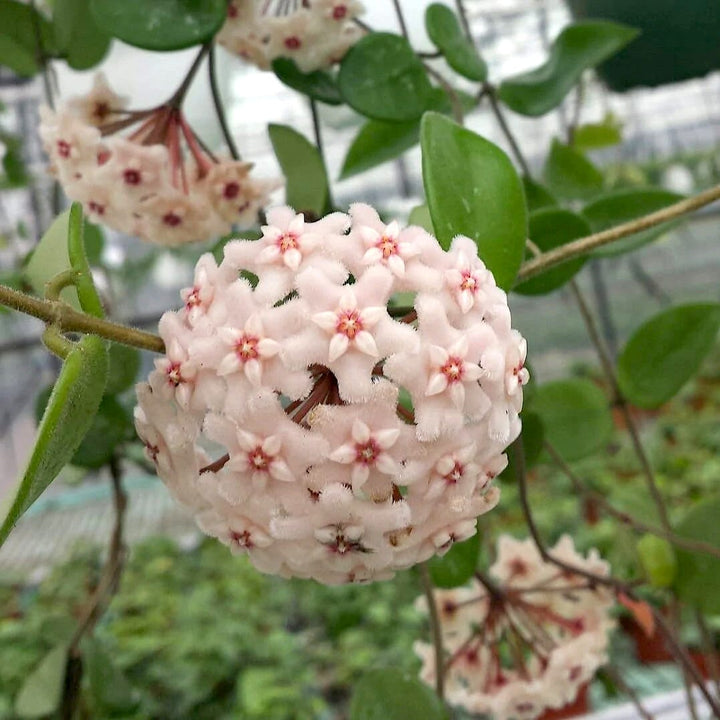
(272, 58), (343, 105)
(72, 396), (132, 468)
(636, 534), (676, 589)
(14, 644), (67, 719)
(582, 188), (684, 257)
(499, 21), (639, 116)
(675, 497), (720, 613)
(522, 176), (557, 213)
(84, 637), (138, 713)
(67, 203), (104, 318)
(350, 669), (448, 720)
(268, 124), (329, 217)
(428, 532), (480, 588)
(105, 343), (141, 395)
(617, 303), (720, 409)
(0, 0), (55, 77)
(408, 204), (433, 234)
(529, 379), (612, 462)
(0, 335), (108, 546)
(514, 208), (590, 295)
(53, 0), (110, 70)
(543, 139), (604, 201)
(338, 33), (434, 121)
(340, 118), (419, 180)
(573, 114), (622, 151)
(90, 0), (226, 51)
(425, 3), (487, 81)
(421, 112), (527, 290)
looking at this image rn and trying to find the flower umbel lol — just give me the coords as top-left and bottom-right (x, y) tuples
(135, 205), (528, 583)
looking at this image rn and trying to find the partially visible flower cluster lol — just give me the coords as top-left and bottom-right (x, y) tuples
(415, 535), (615, 719)
(135, 204), (528, 583)
(218, 0), (364, 71)
(38, 74), (279, 246)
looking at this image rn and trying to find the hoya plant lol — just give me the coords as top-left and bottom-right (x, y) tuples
(1, 0), (720, 718)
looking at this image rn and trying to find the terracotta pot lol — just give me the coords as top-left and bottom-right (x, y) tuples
(539, 684), (589, 720)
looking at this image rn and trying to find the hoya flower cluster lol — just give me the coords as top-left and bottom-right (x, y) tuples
(415, 535), (615, 720)
(39, 74), (279, 246)
(134, 204), (528, 584)
(219, 0), (364, 71)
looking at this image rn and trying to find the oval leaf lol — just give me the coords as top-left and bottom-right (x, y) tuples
(72, 396), (132, 469)
(636, 534), (676, 589)
(268, 123), (329, 217)
(499, 21), (639, 116)
(90, 0), (226, 51)
(53, 0), (111, 70)
(14, 644), (67, 719)
(0, 335), (108, 546)
(350, 669), (448, 720)
(583, 188), (684, 257)
(514, 208), (590, 295)
(105, 343), (141, 395)
(0, 0), (55, 77)
(428, 532), (480, 588)
(408, 204), (433, 234)
(529, 379), (612, 462)
(338, 33), (434, 121)
(421, 112), (527, 290)
(543, 139), (604, 201)
(674, 497), (720, 613)
(617, 303), (720, 409)
(522, 176), (557, 213)
(425, 3), (487, 82)
(272, 58), (343, 105)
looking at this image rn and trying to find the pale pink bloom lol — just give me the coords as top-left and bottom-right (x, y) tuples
(65, 72), (128, 127)
(443, 235), (498, 315)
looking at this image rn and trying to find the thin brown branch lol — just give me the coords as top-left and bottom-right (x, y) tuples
(209, 43), (240, 160)
(419, 563), (445, 700)
(483, 83), (531, 177)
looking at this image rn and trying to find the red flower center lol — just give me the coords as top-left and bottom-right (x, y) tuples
(163, 212), (182, 227)
(332, 4), (348, 19)
(440, 356), (464, 383)
(223, 181), (240, 199)
(284, 36), (301, 50)
(57, 140), (71, 158)
(336, 309), (363, 339)
(124, 168), (141, 185)
(235, 334), (259, 362)
(354, 439), (381, 466)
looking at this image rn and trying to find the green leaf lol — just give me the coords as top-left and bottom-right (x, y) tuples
(617, 303), (720, 409)
(268, 124), (329, 217)
(636, 534), (676, 589)
(272, 58), (343, 105)
(83, 221), (105, 266)
(425, 3), (487, 81)
(675, 497), (720, 613)
(408, 204), (433, 234)
(499, 21), (639, 116)
(53, 0), (110, 70)
(67, 203), (104, 317)
(501, 411), (544, 482)
(543, 139), (604, 201)
(14, 644), (67, 718)
(421, 113), (527, 290)
(522, 176), (557, 213)
(338, 33), (434, 121)
(105, 343), (141, 395)
(350, 669), (448, 720)
(72, 395), (132, 468)
(529, 379), (612, 461)
(0, 335), (108, 547)
(24, 210), (82, 311)
(0, 133), (29, 187)
(582, 188), (684, 257)
(573, 114), (622, 151)
(90, 0), (226, 51)
(340, 118), (419, 180)
(428, 532), (480, 588)
(514, 208), (590, 295)
(0, 0), (55, 77)
(84, 637), (138, 713)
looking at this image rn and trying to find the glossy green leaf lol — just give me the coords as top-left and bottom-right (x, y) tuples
(428, 532), (480, 588)
(501, 412), (544, 482)
(0, 0), (55, 77)
(522, 176), (557, 213)
(340, 118), (419, 180)
(14, 644), (67, 718)
(269, 124), (329, 218)
(675, 497), (720, 613)
(408, 204), (433, 234)
(425, 3), (487, 81)
(72, 396), (132, 468)
(90, 0), (226, 51)
(637, 534), (676, 589)
(573, 114), (622, 151)
(582, 188), (684, 257)
(105, 343), (141, 395)
(543, 139), (604, 200)
(499, 21), (639, 116)
(617, 303), (720, 409)
(514, 208), (590, 295)
(67, 203), (104, 317)
(350, 669), (448, 720)
(83, 221), (105, 266)
(272, 58), (343, 105)
(0, 335), (108, 546)
(24, 210), (82, 311)
(84, 637), (138, 713)
(529, 379), (612, 461)
(421, 112), (527, 290)
(53, 0), (110, 69)
(338, 33), (434, 121)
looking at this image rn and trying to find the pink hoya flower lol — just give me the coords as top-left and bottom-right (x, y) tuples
(219, 0), (365, 72)
(135, 205), (528, 584)
(39, 74), (279, 246)
(414, 535), (615, 720)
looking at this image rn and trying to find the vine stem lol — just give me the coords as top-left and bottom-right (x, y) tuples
(391, 0), (409, 40)
(483, 84), (531, 177)
(517, 183), (720, 283)
(419, 563), (445, 700)
(0, 283), (165, 353)
(208, 43), (241, 160)
(168, 44), (211, 109)
(454, 0), (473, 42)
